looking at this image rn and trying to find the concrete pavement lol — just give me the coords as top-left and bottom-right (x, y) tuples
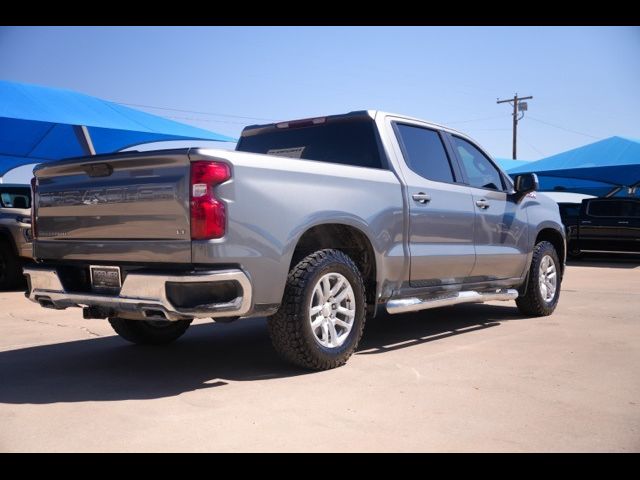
(1, 257), (638, 452)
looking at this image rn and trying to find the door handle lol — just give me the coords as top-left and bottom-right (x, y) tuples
(618, 221), (629, 224)
(475, 199), (490, 209)
(412, 192), (431, 204)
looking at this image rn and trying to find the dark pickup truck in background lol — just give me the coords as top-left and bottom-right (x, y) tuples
(562, 198), (640, 257)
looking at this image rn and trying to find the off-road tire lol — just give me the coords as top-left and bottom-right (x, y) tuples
(268, 249), (366, 371)
(108, 318), (192, 345)
(516, 241), (562, 316)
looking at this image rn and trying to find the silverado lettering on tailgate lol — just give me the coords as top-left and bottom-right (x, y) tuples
(39, 184), (177, 207)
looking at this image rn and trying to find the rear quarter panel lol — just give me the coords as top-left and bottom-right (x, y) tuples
(189, 149), (406, 310)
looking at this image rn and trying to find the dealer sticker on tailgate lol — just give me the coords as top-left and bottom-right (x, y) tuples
(90, 265), (122, 292)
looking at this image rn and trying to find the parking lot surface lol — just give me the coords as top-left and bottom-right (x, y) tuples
(1, 257), (638, 452)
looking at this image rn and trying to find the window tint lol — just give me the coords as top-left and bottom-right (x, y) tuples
(236, 118), (385, 170)
(588, 200), (640, 218)
(395, 124), (454, 183)
(451, 136), (504, 191)
(0, 188), (31, 209)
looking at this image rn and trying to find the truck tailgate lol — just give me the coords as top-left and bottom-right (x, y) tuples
(33, 150), (192, 263)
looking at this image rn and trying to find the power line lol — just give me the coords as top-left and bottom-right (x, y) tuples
(447, 114), (510, 124)
(526, 116), (601, 140)
(115, 101), (277, 122)
(521, 134), (547, 158)
(161, 114), (249, 126)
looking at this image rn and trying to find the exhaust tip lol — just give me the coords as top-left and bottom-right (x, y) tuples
(36, 297), (55, 309)
(142, 309), (167, 320)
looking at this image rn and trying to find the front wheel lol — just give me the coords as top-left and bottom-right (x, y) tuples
(516, 241), (562, 316)
(108, 318), (192, 345)
(268, 249), (366, 370)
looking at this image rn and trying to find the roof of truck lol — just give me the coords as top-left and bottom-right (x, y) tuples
(241, 109), (475, 141)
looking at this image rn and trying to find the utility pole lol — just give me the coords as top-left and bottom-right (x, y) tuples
(497, 93), (533, 159)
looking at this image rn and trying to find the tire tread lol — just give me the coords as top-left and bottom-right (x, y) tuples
(268, 249), (366, 370)
(516, 240), (561, 316)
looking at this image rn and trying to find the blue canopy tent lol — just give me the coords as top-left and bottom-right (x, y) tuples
(508, 136), (640, 197)
(0, 80), (236, 179)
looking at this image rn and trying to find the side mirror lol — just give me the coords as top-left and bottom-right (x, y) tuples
(513, 173), (539, 199)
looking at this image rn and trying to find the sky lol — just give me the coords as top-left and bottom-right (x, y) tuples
(1, 26), (639, 183)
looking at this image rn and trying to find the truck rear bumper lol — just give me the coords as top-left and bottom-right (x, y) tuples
(23, 266), (252, 321)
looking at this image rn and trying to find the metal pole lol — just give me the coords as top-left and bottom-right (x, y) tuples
(604, 186), (623, 198)
(73, 125), (96, 156)
(512, 94), (518, 159)
(497, 94), (533, 160)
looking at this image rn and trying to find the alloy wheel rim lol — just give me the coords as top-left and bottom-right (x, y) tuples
(538, 254), (557, 303)
(309, 272), (356, 348)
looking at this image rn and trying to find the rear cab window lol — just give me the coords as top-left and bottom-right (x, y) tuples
(236, 115), (387, 170)
(393, 123), (456, 183)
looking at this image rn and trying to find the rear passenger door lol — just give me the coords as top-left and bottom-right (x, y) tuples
(447, 135), (529, 281)
(391, 122), (476, 287)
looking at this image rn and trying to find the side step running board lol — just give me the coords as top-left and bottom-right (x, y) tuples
(386, 289), (518, 315)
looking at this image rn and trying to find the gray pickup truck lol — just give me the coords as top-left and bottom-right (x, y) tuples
(24, 110), (566, 370)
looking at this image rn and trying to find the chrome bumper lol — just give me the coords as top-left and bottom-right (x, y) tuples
(23, 266), (252, 321)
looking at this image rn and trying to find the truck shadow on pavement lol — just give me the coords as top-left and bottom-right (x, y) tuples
(359, 303), (523, 354)
(0, 303), (525, 404)
(567, 255), (640, 269)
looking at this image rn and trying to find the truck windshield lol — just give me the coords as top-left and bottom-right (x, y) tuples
(0, 187), (31, 208)
(236, 118), (386, 170)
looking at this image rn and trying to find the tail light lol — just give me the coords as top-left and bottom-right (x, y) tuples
(30, 176), (38, 239)
(190, 161), (230, 240)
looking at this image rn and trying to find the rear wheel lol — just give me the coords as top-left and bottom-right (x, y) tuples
(108, 318), (192, 345)
(516, 241), (562, 316)
(268, 249), (366, 370)
(0, 238), (23, 290)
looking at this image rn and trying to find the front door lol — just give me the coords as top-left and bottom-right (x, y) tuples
(448, 134), (529, 281)
(392, 123), (476, 287)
